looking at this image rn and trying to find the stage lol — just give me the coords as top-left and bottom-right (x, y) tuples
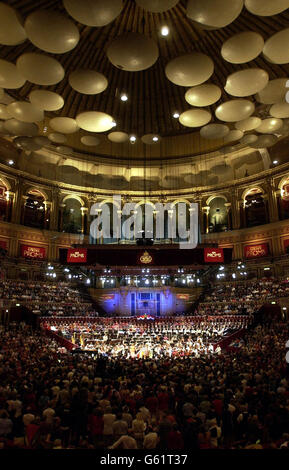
(41, 315), (251, 358)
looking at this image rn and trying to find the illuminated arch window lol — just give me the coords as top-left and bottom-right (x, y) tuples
(244, 188), (268, 228)
(279, 178), (289, 220)
(0, 180), (8, 222)
(172, 202), (191, 242)
(102, 202), (119, 244)
(135, 202), (155, 243)
(62, 198), (82, 234)
(208, 197), (228, 233)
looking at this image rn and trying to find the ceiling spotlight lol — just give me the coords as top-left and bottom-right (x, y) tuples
(120, 93), (128, 102)
(152, 136), (159, 142)
(8, 160), (14, 165)
(273, 160), (278, 165)
(112, 120), (117, 127)
(173, 112), (180, 119)
(161, 26), (170, 37)
(130, 135), (137, 144)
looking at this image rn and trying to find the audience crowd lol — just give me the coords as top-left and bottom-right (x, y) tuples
(0, 281), (94, 316)
(0, 319), (288, 450)
(196, 279), (289, 316)
(1, 277), (287, 318)
(42, 316), (252, 357)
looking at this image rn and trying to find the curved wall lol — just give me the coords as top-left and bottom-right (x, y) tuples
(1, 157), (289, 264)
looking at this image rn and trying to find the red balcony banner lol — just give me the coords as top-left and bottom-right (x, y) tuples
(0, 240), (8, 250)
(67, 248), (87, 263)
(283, 239), (289, 252)
(244, 243), (269, 259)
(21, 244), (46, 259)
(204, 248), (224, 263)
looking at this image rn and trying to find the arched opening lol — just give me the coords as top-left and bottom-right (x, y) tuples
(23, 189), (46, 229)
(208, 197), (228, 233)
(279, 178), (289, 220)
(62, 198), (82, 234)
(135, 203), (155, 244)
(0, 180), (9, 222)
(172, 202), (191, 242)
(243, 188), (268, 228)
(102, 202), (118, 244)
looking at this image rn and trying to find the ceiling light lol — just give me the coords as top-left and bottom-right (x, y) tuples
(273, 160), (278, 164)
(120, 93), (128, 101)
(111, 120), (117, 127)
(8, 160), (14, 165)
(152, 136), (159, 142)
(130, 135), (137, 143)
(161, 26), (170, 37)
(173, 112), (180, 119)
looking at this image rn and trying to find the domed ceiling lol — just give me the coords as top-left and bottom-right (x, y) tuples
(0, 0), (289, 167)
